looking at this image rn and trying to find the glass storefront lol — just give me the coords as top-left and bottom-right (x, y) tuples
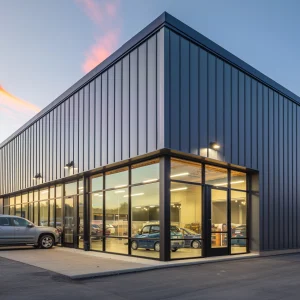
(0, 155), (249, 260)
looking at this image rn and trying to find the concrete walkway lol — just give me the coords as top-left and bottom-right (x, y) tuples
(0, 247), (258, 279)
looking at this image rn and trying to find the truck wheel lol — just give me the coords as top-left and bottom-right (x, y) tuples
(39, 234), (54, 249)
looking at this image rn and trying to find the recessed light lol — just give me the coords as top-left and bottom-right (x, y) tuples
(170, 172), (189, 178)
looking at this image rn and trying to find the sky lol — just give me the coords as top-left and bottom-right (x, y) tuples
(1, 0), (300, 143)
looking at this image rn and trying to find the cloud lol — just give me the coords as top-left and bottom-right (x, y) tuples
(76, 0), (121, 73)
(0, 85), (40, 115)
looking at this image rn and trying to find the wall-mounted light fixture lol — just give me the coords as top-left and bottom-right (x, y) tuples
(210, 142), (221, 150)
(64, 161), (74, 169)
(32, 173), (42, 180)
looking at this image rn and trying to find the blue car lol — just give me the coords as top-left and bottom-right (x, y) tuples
(231, 225), (247, 246)
(131, 224), (184, 252)
(180, 228), (202, 249)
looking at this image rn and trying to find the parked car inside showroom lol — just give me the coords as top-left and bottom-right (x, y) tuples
(131, 224), (184, 252)
(180, 228), (202, 249)
(231, 225), (247, 246)
(0, 215), (60, 249)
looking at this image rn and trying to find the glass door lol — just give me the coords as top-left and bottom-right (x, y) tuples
(205, 187), (229, 256)
(63, 196), (76, 247)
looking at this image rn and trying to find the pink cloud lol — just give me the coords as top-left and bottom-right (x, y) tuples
(76, 0), (121, 73)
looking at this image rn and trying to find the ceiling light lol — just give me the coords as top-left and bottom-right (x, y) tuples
(214, 180), (245, 187)
(170, 172), (189, 178)
(149, 205), (156, 208)
(170, 187), (188, 192)
(124, 193), (144, 198)
(142, 178), (158, 183)
(115, 190), (125, 194)
(135, 206), (141, 209)
(210, 142), (221, 150)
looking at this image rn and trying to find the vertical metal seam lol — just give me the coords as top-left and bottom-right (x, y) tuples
(113, 66), (116, 163)
(128, 53), (131, 158)
(198, 47), (200, 156)
(121, 59), (123, 160)
(179, 37), (181, 151)
(206, 53), (209, 157)
(146, 40), (148, 153)
(155, 33), (158, 151)
(137, 47), (139, 155)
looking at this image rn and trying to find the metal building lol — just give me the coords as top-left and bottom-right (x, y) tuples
(0, 12), (299, 261)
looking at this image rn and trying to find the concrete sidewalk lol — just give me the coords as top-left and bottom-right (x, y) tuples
(0, 247), (258, 279)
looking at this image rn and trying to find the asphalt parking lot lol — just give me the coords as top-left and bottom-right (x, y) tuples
(1, 253), (300, 300)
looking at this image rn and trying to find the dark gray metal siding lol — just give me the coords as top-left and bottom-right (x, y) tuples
(0, 29), (164, 195)
(164, 28), (300, 251)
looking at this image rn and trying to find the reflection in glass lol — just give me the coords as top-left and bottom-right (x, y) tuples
(211, 189), (227, 248)
(28, 203), (33, 222)
(56, 185), (62, 198)
(56, 199), (62, 237)
(4, 206), (9, 215)
(91, 175), (103, 192)
(78, 195), (84, 249)
(28, 192), (33, 202)
(34, 202), (39, 225)
(105, 238), (128, 254)
(205, 165), (228, 187)
(15, 195), (21, 204)
(9, 197), (14, 206)
(15, 205), (21, 217)
(65, 181), (77, 196)
(50, 186), (55, 199)
(105, 189), (128, 237)
(171, 158), (202, 183)
(105, 167), (128, 189)
(230, 171), (247, 190)
(22, 203), (28, 219)
(10, 206), (15, 215)
(22, 193), (28, 204)
(34, 191), (39, 201)
(170, 182), (202, 259)
(40, 188), (48, 200)
(49, 200), (55, 227)
(78, 179), (84, 194)
(64, 197), (74, 243)
(132, 159), (159, 184)
(231, 190), (247, 254)
(40, 201), (49, 226)
(90, 193), (103, 251)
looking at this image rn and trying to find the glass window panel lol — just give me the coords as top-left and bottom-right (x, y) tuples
(231, 190), (247, 237)
(15, 205), (21, 217)
(231, 171), (247, 190)
(205, 165), (228, 187)
(78, 195), (84, 249)
(231, 239), (247, 254)
(212, 233), (228, 248)
(4, 206), (9, 215)
(56, 185), (62, 198)
(9, 196), (14, 206)
(91, 174), (103, 192)
(28, 203), (34, 222)
(28, 192), (33, 202)
(34, 202), (39, 225)
(10, 206), (15, 215)
(211, 189), (228, 232)
(34, 190), (39, 201)
(171, 158), (202, 183)
(15, 195), (21, 204)
(4, 197), (9, 206)
(78, 179), (83, 194)
(56, 198), (62, 238)
(22, 193), (28, 204)
(132, 159), (159, 184)
(170, 182), (202, 259)
(105, 189), (128, 237)
(90, 192), (103, 251)
(65, 181), (77, 196)
(50, 186), (55, 199)
(105, 167), (128, 190)
(131, 183), (159, 259)
(49, 200), (55, 227)
(105, 237), (128, 255)
(21, 203), (28, 219)
(0, 198), (3, 214)
(40, 188), (48, 200)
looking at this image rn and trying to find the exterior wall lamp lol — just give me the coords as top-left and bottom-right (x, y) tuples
(210, 142), (221, 150)
(32, 173), (42, 180)
(64, 161), (74, 169)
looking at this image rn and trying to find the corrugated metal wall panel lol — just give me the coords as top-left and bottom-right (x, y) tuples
(0, 29), (164, 195)
(164, 29), (300, 251)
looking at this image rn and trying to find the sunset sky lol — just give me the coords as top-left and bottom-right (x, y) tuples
(1, 0), (300, 143)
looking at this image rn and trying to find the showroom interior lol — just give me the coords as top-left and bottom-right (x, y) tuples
(0, 154), (250, 261)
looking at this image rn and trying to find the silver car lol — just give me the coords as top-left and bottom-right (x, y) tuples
(0, 215), (60, 249)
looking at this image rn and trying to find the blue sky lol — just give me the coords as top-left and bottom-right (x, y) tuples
(1, 0), (300, 143)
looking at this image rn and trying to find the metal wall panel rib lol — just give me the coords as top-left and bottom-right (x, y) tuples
(224, 63), (232, 162)
(108, 67), (115, 164)
(231, 68), (238, 165)
(297, 106), (300, 247)
(138, 43), (147, 155)
(78, 89), (84, 173)
(95, 76), (101, 167)
(189, 43), (199, 155)
(208, 53), (216, 154)
(216, 58), (224, 159)
(288, 101), (293, 248)
(101, 71), (108, 165)
(73, 92), (79, 173)
(89, 81), (95, 170)
(84, 85), (90, 171)
(115, 61), (122, 162)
